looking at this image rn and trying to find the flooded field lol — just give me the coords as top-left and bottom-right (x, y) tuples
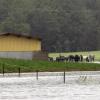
(0, 72), (100, 100)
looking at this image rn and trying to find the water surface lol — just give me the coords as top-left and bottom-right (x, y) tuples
(0, 72), (100, 100)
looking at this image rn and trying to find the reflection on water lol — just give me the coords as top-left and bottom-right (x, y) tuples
(0, 72), (100, 100)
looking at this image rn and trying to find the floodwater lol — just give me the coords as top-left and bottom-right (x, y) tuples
(0, 72), (100, 100)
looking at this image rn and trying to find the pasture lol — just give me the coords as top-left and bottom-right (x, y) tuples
(0, 58), (100, 73)
(49, 51), (100, 61)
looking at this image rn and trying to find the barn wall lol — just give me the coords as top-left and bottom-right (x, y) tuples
(0, 52), (33, 60)
(0, 35), (41, 51)
(0, 51), (48, 60)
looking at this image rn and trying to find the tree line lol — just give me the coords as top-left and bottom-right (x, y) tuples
(0, 0), (100, 52)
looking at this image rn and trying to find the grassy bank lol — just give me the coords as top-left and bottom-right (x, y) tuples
(49, 51), (100, 61)
(0, 58), (100, 73)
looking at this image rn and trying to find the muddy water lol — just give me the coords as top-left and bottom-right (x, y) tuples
(0, 72), (100, 100)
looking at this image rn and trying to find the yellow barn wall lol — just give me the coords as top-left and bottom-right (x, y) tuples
(0, 35), (41, 51)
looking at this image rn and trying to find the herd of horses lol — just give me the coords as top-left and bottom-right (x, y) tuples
(48, 54), (95, 62)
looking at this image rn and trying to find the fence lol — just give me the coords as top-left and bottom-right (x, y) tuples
(0, 63), (66, 83)
(0, 62), (100, 84)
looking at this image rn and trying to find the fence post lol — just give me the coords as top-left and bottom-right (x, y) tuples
(2, 64), (4, 77)
(95, 66), (97, 71)
(36, 70), (39, 80)
(63, 70), (66, 83)
(18, 67), (21, 77)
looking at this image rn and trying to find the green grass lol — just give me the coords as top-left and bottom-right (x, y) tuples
(0, 58), (100, 73)
(49, 51), (100, 61)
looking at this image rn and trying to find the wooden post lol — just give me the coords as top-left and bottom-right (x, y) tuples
(36, 70), (39, 80)
(18, 67), (21, 77)
(64, 70), (66, 83)
(2, 64), (4, 77)
(95, 66), (97, 71)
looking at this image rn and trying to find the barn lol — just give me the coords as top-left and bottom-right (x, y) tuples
(0, 33), (48, 60)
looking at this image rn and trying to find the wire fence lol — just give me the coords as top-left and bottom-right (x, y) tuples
(0, 62), (100, 84)
(0, 63), (66, 83)
(1, 63), (100, 84)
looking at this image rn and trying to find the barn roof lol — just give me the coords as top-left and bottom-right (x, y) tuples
(0, 33), (42, 41)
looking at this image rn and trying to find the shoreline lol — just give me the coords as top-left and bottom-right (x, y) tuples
(1, 71), (100, 77)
